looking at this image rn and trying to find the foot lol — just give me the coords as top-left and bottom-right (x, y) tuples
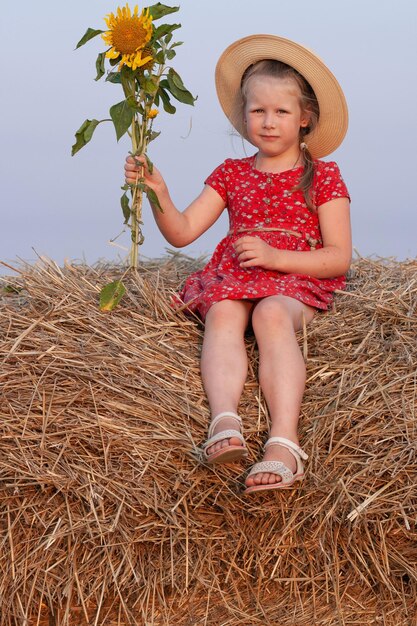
(202, 412), (247, 464)
(245, 439), (298, 489)
(206, 415), (245, 457)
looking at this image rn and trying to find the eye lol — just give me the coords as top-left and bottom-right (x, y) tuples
(277, 108), (289, 115)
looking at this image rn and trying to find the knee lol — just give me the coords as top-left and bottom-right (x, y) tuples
(252, 297), (293, 333)
(205, 299), (246, 331)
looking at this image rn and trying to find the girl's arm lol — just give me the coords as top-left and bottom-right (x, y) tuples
(125, 156), (226, 247)
(234, 197), (352, 278)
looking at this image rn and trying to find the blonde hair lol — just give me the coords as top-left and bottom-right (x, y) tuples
(240, 59), (320, 210)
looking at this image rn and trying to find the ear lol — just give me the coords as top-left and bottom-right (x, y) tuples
(300, 110), (311, 128)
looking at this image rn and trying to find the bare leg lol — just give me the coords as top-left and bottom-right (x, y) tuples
(201, 299), (254, 455)
(245, 295), (315, 488)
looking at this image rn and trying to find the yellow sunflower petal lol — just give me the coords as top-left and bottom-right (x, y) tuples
(105, 13), (116, 29)
(106, 48), (120, 59)
(120, 53), (132, 67)
(138, 53), (153, 67)
(102, 32), (113, 45)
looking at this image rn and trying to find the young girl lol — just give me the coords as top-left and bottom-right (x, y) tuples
(125, 34), (351, 494)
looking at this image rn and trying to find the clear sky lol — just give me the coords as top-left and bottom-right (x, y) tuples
(1, 0), (416, 273)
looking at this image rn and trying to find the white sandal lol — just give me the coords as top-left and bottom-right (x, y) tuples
(244, 437), (308, 493)
(202, 412), (247, 464)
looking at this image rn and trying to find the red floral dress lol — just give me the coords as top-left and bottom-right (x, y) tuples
(178, 155), (350, 320)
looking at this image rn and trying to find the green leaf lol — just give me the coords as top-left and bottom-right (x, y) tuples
(120, 67), (138, 99)
(158, 84), (176, 114)
(110, 100), (135, 141)
(145, 186), (163, 212)
(131, 228), (145, 245)
(71, 119), (101, 155)
(148, 3), (179, 20)
(75, 28), (104, 50)
(106, 71), (122, 84)
(166, 71), (196, 106)
(95, 52), (106, 81)
(153, 23), (181, 40)
(142, 76), (159, 95)
(145, 154), (154, 174)
(120, 192), (131, 224)
(99, 280), (126, 311)
(167, 69), (196, 105)
(173, 88), (195, 105)
(168, 67), (186, 91)
(154, 50), (165, 64)
(166, 40), (183, 59)
(128, 181), (145, 191)
(126, 94), (140, 110)
(147, 130), (161, 143)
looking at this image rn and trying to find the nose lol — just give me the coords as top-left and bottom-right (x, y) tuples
(262, 113), (276, 129)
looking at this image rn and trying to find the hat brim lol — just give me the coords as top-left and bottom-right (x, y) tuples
(215, 34), (348, 158)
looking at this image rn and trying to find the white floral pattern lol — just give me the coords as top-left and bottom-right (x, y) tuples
(178, 155), (350, 320)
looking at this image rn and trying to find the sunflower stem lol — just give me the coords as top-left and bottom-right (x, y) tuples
(130, 117), (142, 270)
(124, 36), (176, 270)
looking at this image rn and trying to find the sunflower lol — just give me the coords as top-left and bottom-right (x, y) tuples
(102, 4), (153, 71)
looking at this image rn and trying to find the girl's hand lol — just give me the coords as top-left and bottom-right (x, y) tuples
(234, 236), (279, 270)
(124, 155), (165, 192)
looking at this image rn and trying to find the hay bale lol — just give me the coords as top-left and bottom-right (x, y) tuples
(0, 253), (416, 626)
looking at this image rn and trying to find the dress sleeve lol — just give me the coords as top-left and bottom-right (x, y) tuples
(204, 161), (228, 202)
(314, 161), (350, 207)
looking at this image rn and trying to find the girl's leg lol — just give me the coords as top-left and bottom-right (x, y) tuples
(246, 295), (315, 487)
(201, 299), (254, 455)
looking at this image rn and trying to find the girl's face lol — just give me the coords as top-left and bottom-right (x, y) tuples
(244, 75), (309, 160)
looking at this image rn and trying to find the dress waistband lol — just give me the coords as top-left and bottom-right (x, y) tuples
(227, 226), (321, 250)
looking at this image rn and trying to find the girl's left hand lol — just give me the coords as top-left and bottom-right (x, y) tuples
(234, 236), (278, 269)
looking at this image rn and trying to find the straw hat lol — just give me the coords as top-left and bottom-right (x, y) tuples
(215, 34), (348, 158)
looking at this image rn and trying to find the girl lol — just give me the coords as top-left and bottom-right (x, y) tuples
(125, 35), (351, 494)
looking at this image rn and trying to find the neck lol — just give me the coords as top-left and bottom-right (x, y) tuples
(255, 151), (302, 173)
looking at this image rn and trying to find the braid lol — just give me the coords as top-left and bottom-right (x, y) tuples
(292, 89), (319, 211)
(295, 133), (316, 211)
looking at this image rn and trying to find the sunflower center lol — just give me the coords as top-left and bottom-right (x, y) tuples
(111, 17), (148, 55)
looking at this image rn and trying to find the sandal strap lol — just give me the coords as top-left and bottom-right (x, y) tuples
(202, 429), (245, 450)
(207, 412), (242, 439)
(265, 437), (308, 461)
(246, 460), (294, 484)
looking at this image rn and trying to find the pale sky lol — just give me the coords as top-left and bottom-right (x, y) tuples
(1, 0), (416, 273)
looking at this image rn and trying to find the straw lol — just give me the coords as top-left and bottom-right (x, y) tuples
(0, 252), (416, 625)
